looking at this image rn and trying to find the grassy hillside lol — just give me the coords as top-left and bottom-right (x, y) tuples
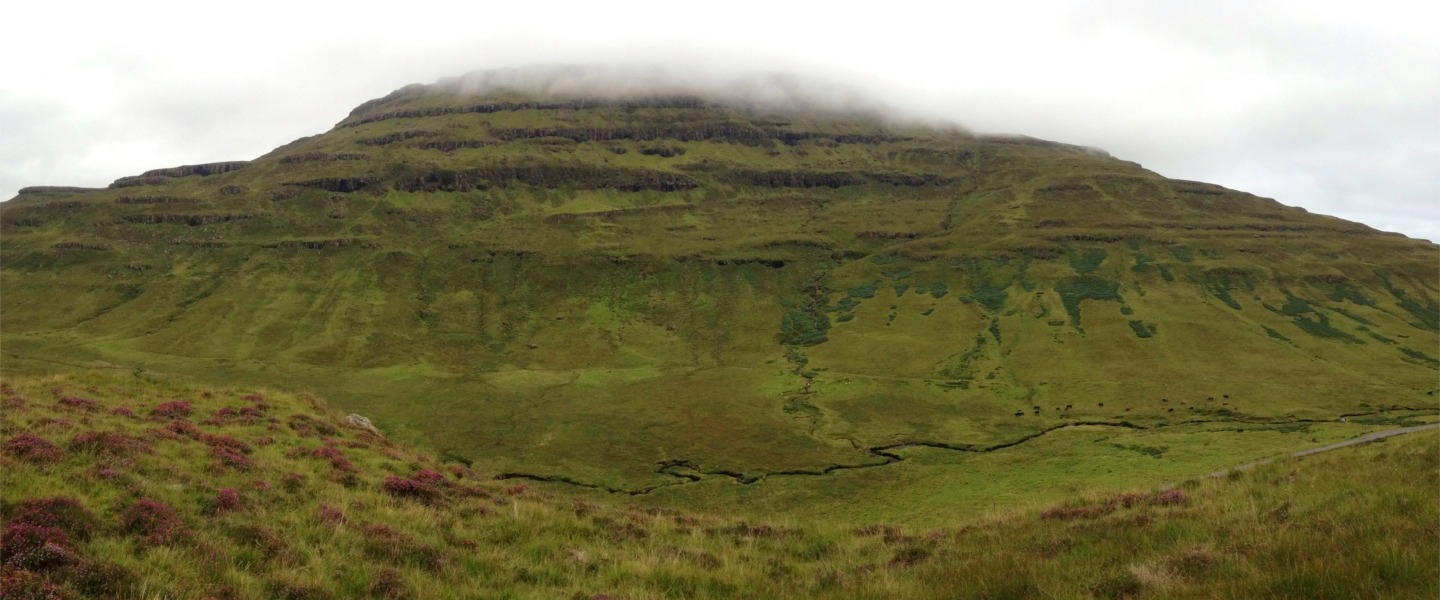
(2, 72), (1437, 522)
(2, 372), (1436, 599)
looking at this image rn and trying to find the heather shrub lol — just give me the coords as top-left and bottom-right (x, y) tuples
(68, 431), (152, 457)
(8, 497), (98, 540)
(412, 468), (446, 485)
(201, 434), (253, 455)
(1040, 503), (1117, 521)
(55, 396), (100, 412)
(210, 448), (254, 471)
(281, 472), (306, 492)
(203, 406), (261, 427)
(163, 420), (201, 439)
(1, 524), (77, 570)
(119, 498), (187, 546)
(1152, 489), (1187, 505)
(210, 488), (243, 514)
(0, 568), (71, 599)
(288, 414), (338, 437)
(64, 561), (137, 597)
(110, 406), (136, 417)
(3, 433), (63, 465)
(1, 394), (26, 411)
(1117, 492), (1148, 508)
(381, 476), (441, 504)
(149, 401), (192, 420)
(317, 504), (347, 527)
(360, 524), (447, 571)
(310, 444), (356, 473)
(368, 568), (411, 599)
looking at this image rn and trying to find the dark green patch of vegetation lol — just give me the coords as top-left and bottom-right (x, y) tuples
(1128, 320), (1154, 339)
(894, 283), (910, 297)
(1055, 276), (1122, 328)
(779, 298), (831, 347)
(1398, 347), (1439, 368)
(1263, 326), (1291, 342)
(939, 334), (987, 384)
(1278, 295), (1314, 316)
(783, 395), (821, 421)
(1202, 270), (1249, 310)
(1327, 281), (1376, 307)
(1067, 248), (1108, 275)
(1209, 285), (1242, 310)
(1167, 246), (1193, 263)
(1292, 312), (1362, 344)
(963, 280), (1009, 312)
(1158, 265), (1174, 282)
(835, 282), (877, 314)
(929, 281), (949, 299)
(1265, 293), (1364, 343)
(1330, 306), (1374, 326)
(988, 318), (1002, 343)
(1381, 277), (1440, 331)
(1131, 252), (1154, 273)
(847, 282), (879, 299)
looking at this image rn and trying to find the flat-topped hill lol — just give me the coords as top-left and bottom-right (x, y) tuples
(3, 68), (1436, 525)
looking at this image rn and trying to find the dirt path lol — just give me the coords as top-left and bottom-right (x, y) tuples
(1202, 422), (1440, 479)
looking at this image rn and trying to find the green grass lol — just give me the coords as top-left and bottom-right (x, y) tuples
(3, 372), (1435, 599)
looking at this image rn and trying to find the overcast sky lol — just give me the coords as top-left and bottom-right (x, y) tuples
(3, 0), (1436, 242)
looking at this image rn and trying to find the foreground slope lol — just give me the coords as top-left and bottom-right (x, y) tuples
(2, 373), (1436, 599)
(2, 70), (1437, 518)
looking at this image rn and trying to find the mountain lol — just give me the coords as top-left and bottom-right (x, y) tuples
(2, 68), (1437, 526)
